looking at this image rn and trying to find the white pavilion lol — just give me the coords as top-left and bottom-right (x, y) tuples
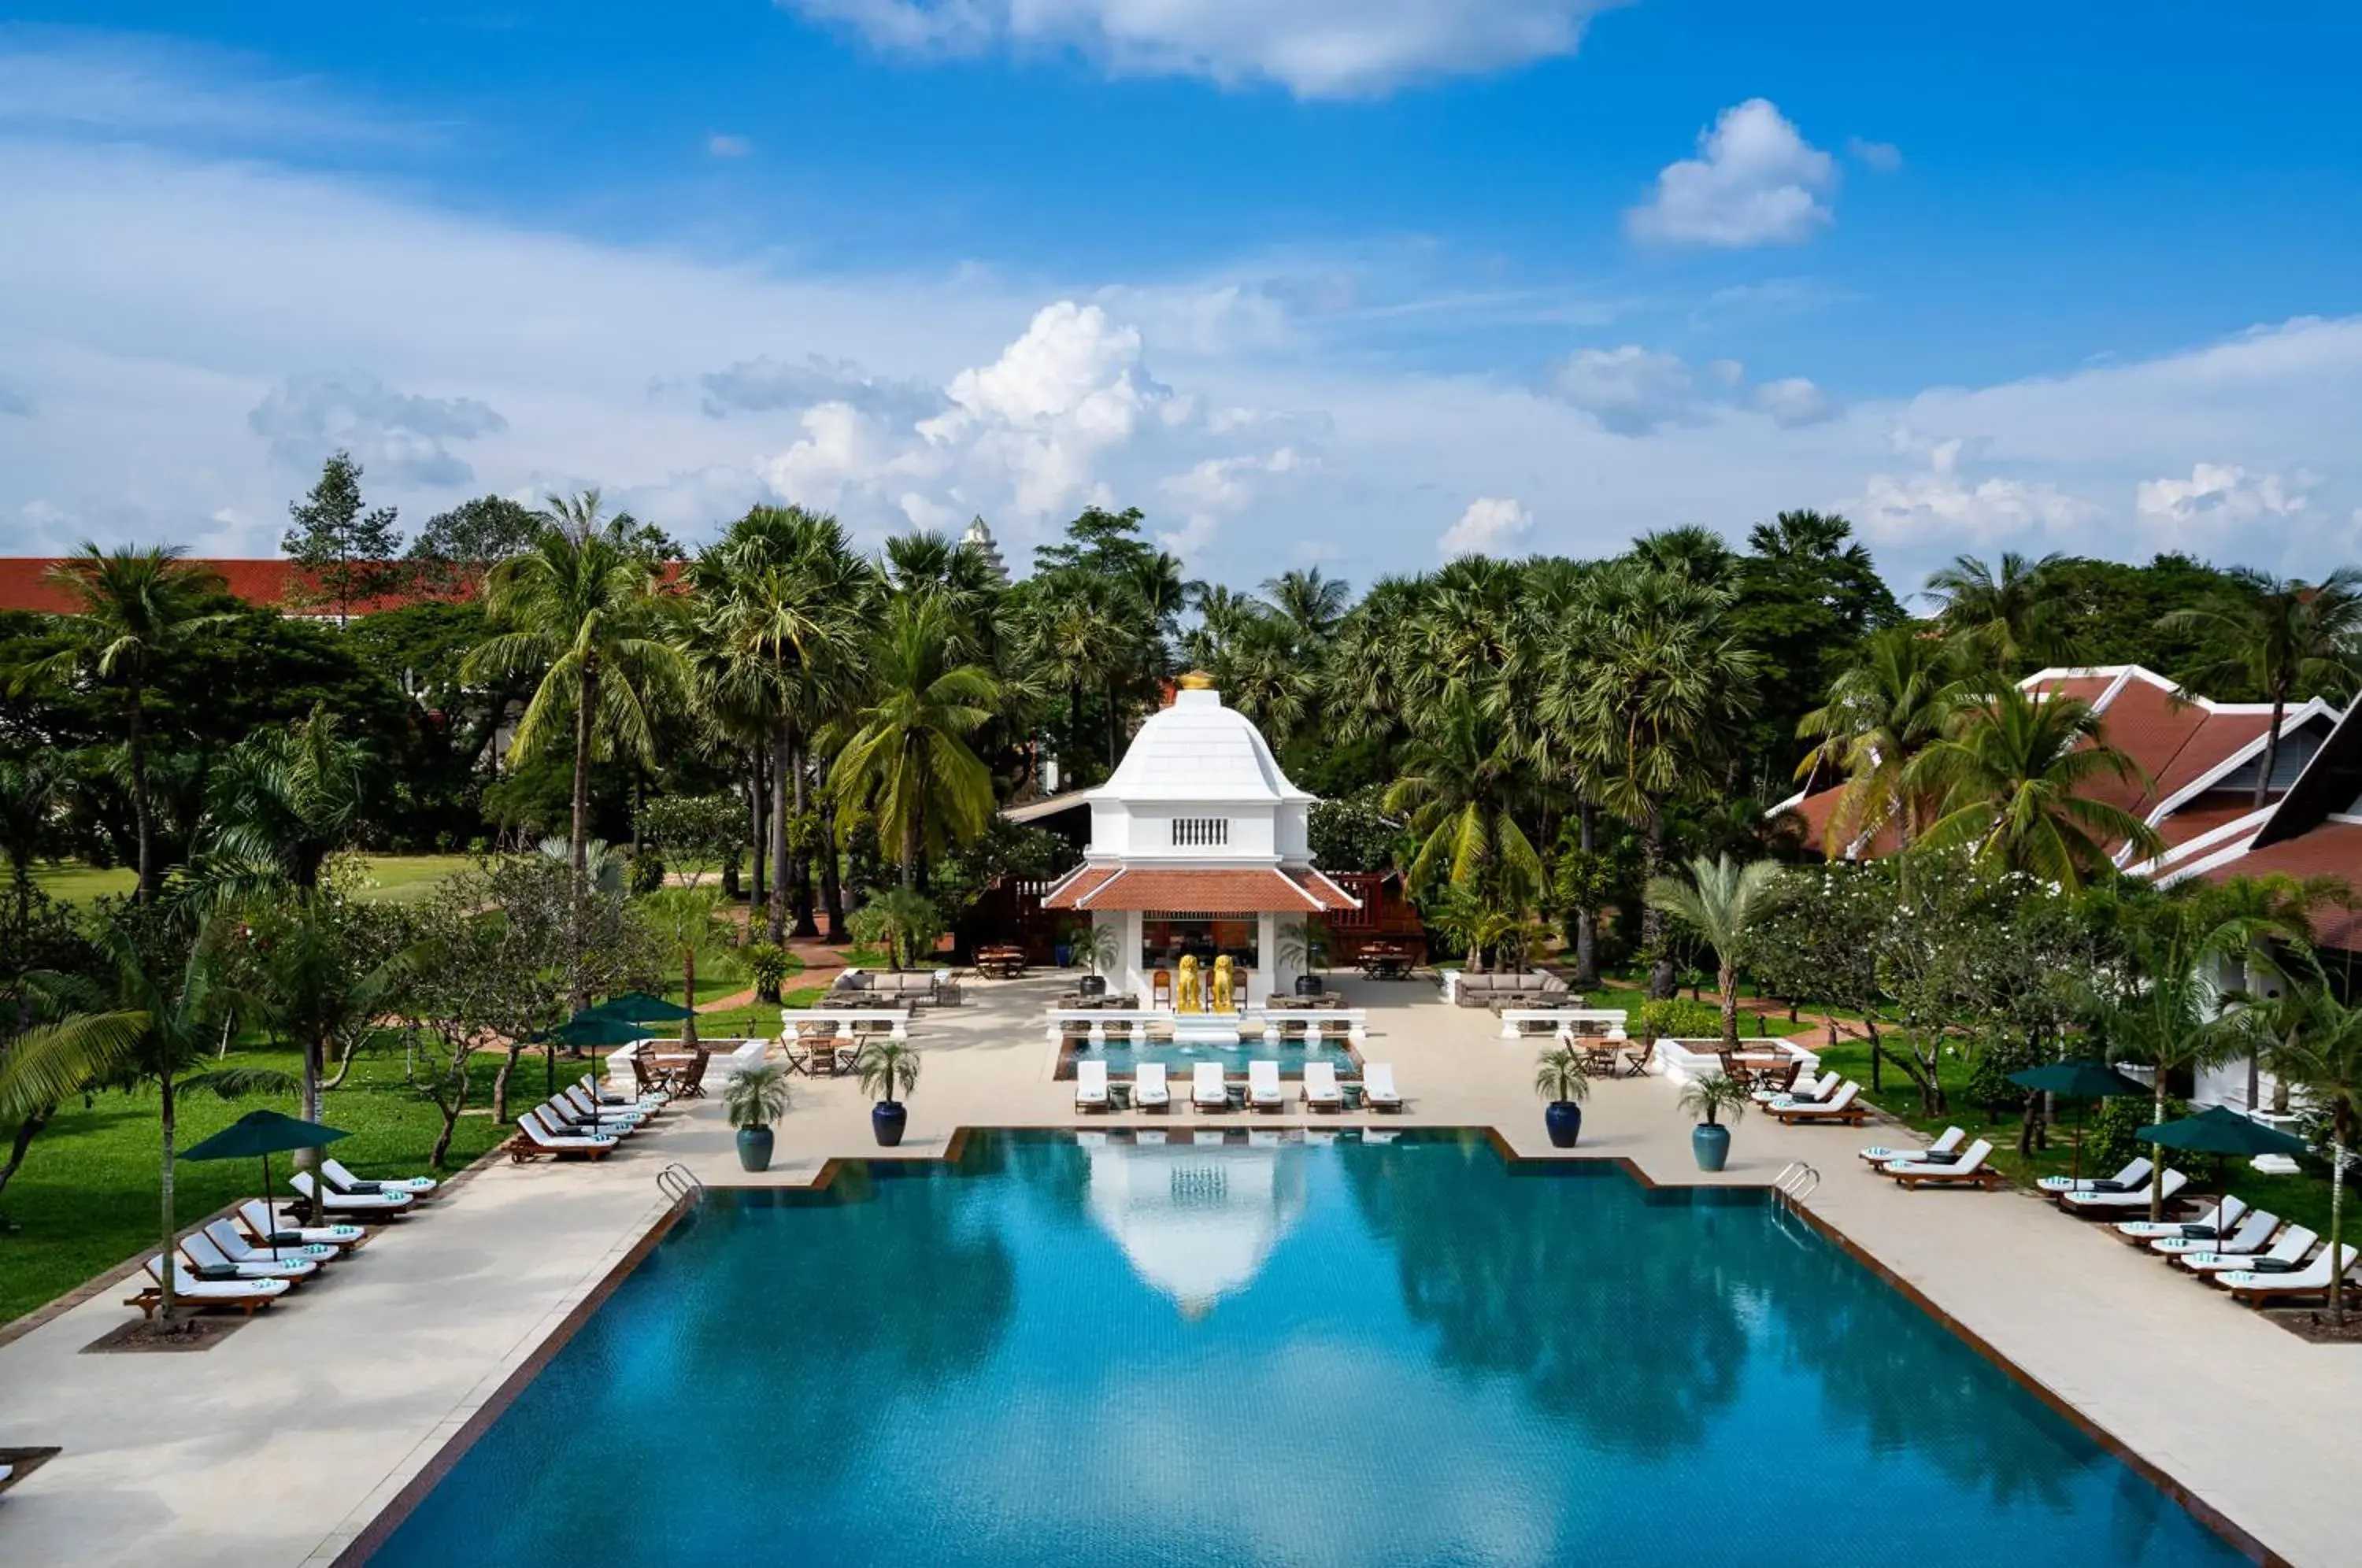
(1040, 674), (1358, 1011)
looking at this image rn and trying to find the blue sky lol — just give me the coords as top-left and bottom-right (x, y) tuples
(2, 2), (2359, 589)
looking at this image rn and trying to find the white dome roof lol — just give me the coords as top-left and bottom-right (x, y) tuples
(1085, 1139), (1305, 1315)
(1096, 686), (1311, 804)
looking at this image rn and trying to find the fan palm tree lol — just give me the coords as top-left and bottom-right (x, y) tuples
(1013, 568), (1136, 782)
(1646, 854), (1783, 1049)
(2160, 566), (2362, 809)
(11, 545), (232, 901)
(1794, 628), (1962, 851)
(464, 501), (687, 995)
(0, 919), (294, 1320)
(1209, 610), (1314, 746)
(1923, 551), (2068, 673)
(1260, 568), (1351, 650)
(827, 597), (1000, 889)
(1906, 684), (2160, 886)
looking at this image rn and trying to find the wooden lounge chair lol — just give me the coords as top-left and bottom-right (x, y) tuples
(2037, 1157), (2151, 1196)
(202, 1219), (337, 1270)
(182, 1229), (318, 1282)
(235, 1200), (364, 1253)
(2175, 1223), (2315, 1274)
(124, 1256), (290, 1318)
(1302, 1060), (1344, 1112)
(1075, 1059), (1111, 1113)
(2117, 1196), (2248, 1244)
(1247, 1060), (1284, 1112)
(1135, 1061), (1172, 1111)
(290, 1170), (413, 1218)
(2153, 1208), (2278, 1259)
(1192, 1062), (1229, 1111)
(1859, 1126), (1965, 1167)
(2059, 1169), (2187, 1215)
(1767, 1082), (1867, 1125)
(324, 1157), (438, 1197)
(1884, 1138), (2001, 1189)
(503, 1108), (620, 1162)
(2221, 1244), (2359, 1305)
(1362, 1063), (1403, 1111)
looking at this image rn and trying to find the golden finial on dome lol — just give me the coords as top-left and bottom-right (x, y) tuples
(1177, 670), (1216, 690)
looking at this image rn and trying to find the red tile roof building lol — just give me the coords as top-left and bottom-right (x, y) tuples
(0, 557), (463, 619)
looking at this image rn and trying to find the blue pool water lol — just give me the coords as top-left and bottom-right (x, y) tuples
(370, 1132), (2244, 1567)
(1077, 1037), (1358, 1078)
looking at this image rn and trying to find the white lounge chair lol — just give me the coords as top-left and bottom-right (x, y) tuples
(1755, 1069), (1835, 1106)
(1247, 1060), (1284, 1111)
(323, 1158), (439, 1196)
(131, 1256), (290, 1316)
(2179, 1224), (2316, 1274)
(543, 1096), (640, 1136)
(2038, 1157), (2152, 1196)
(1860, 1126), (1964, 1167)
(1075, 1059), (1110, 1112)
(1303, 1060), (1344, 1111)
(1363, 1063), (1402, 1111)
(291, 1170), (413, 1215)
(2153, 1208), (2277, 1258)
(1192, 1062), (1228, 1110)
(1135, 1061), (1171, 1111)
(1768, 1082), (1864, 1124)
(2060, 1168), (2186, 1214)
(509, 1108), (620, 1159)
(1883, 1138), (2000, 1189)
(2222, 1243), (2360, 1304)
(2119, 1196), (2249, 1244)
(203, 1218), (336, 1269)
(563, 1082), (650, 1124)
(583, 1072), (667, 1111)
(183, 1229), (317, 1281)
(237, 1200), (364, 1252)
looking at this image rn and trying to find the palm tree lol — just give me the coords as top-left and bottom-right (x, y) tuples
(827, 597), (1000, 889)
(1907, 684), (2161, 886)
(1260, 568), (1351, 650)
(12, 545), (231, 901)
(1383, 695), (1542, 960)
(2245, 960), (2362, 1322)
(2160, 567), (2362, 810)
(463, 503), (686, 997)
(639, 885), (736, 1047)
(0, 749), (63, 926)
(1209, 610), (1314, 746)
(0, 919), (293, 1320)
(1013, 569), (1136, 784)
(1923, 551), (2068, 673)
(191, 704), (368, 897)
(1794, 628), (1961, 851)
(1646, 854), (1783, 1049)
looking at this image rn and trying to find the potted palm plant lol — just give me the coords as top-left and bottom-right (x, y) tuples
(1072, 920), (1120, 999)
(723, 1062), (792, 1172)
(857, 1038), (921, 1147)
(1678, 1071), (1750, 1171)
(1533, 1045), (1590, 1148)
(1279, 919), (1331, 997)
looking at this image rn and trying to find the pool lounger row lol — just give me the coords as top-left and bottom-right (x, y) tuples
(1076, 1060), (1402, 1113)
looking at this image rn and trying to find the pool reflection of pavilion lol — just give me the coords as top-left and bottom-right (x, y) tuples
(1083, 1135), (1309, 1318)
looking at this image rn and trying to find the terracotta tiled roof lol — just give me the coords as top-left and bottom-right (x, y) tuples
(2199, 822), (2362, 951)
(2148, 711), (2272, 804)
(0, 557), (461, 617)
(2155, 802), (2260, 850)
(1041, 866), (1345, 912)
(1290, 867), (1365, 912)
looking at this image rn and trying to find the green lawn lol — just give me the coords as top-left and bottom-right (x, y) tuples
(31, 854), (476, 908)
(0, 1037), (548, 1326)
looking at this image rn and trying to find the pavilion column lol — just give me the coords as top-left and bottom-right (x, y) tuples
(1124, 909), (1146, 1004)
(1255, 912), (1278, 1008)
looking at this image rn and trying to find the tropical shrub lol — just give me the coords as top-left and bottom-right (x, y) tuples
(2082, 1091), (2186, 1175)
(1636, 997), (1721, 1040)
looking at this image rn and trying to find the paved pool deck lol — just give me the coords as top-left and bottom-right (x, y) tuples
(0, 972), (2350, 1566)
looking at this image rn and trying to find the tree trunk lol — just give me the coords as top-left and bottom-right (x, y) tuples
(749, 749), (768, 908)
(1719, 961), (1740, 1051)
(2255, 691), (2285, 812)
(1572, 801), (1599, 987)
(790, 736), (819, 938)
(157, 1070), (178, 1319)
(492, 1043), (524, 1122)
(294, 1031), (326, 1179)
(819, 804), (846, 943)
(1105, 680), (1120, 771)
(768, 722), (790, 945)
(2151, 1077), (2171, 1222)
(568, 660), (598, 1013)
(901, 812), (921, 892)
(320, 1033), (365, 1091)
(128, 686), (157, 904)
(681, 946), (700, 1048)
(2329, 1136), (2349, 1326)
(1641, 799), (1674, 1000)
(0, 1106), (52, 1204)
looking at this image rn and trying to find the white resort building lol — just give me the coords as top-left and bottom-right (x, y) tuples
(1040, 673), (1359, 1011)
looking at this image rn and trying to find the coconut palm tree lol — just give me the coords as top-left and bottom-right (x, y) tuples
(638, 884), (737, 1047)
(465, 502), (687, 997)
(189, 704), (368, 900)
(1906, 683), (2160, 886)
(1646, 854), (1783, 1049)
(2160, 566), (2362, 810)
(12, 545), (232, 901)
(0, 749), (63, 926)
(1260, 568), (1351, 650)
(827, 597), (1000, 889)
(1794, 627), (1962, 851)
(0, 919), (293, 1320)
(1383, 694), (1542, 955)
(1923, 551), (2068, 673)
(2243, 960), (2362, 1322)
(1012, 568), (1137, 783)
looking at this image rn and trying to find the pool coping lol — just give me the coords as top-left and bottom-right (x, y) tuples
(329, 1122), (2286, 1568)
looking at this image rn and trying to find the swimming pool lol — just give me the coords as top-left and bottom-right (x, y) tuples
(367, 1131), (2245, 1566)
(1069, 1037), (1358, 1078)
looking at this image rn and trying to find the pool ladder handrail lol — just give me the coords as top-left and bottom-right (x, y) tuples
(656, 1163), (705, 1207)
(1773, 1160), (1820, 1203)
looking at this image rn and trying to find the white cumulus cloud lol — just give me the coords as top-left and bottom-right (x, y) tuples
(246, 370), (507, 486)
(1627, 99), (1836, 247)
(1753, 376), (1836, 427)
(2135, 462), (2308, 543)
(1546, 345), (1699, 435)
(1846, 438), (2093, 545)
(779, 0), (1620, 98)
(1438, 495), (1532, 557)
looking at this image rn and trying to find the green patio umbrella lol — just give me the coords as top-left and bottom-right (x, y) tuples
(586, 992), (697, 1023)
(177, 1109), (350, 1260)
(2137, 1105), (2310, 1193)
(2007, 1060), (2149, 1181)
(547, 1015), (655, 1134)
